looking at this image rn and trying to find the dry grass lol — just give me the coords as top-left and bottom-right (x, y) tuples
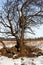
(0, 45), (42, 58)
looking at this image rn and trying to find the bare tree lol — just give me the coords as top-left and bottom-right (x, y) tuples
(0, 0), (43, 52)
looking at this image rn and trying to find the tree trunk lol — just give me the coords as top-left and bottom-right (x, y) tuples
(15, 12), (25, 52)
(15, 38), (24, 52)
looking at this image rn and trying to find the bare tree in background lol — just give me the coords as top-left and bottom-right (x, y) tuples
(0, 0), (43, 52)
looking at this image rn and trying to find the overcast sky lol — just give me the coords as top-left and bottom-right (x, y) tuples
(0, 0), (43, 38)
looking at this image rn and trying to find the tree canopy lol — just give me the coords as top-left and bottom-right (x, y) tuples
(0, 0), (43, 39)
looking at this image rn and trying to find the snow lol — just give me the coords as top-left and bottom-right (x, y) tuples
(0, 44), (16, 49)
(0, 56), (43, 65)
(0, 56), (14, 65)
(0, 42), (43, 65)
(34, 56), (43, 65)
(0, 46), (3, 49)
(6, 44), (16, 48)
(25, 41), (43, 51)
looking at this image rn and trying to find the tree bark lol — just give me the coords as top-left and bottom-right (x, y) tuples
(16, 15), (26, 51)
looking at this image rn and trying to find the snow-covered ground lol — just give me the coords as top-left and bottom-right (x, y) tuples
(0, 43), (43, 65)
(25, 42), (43, 51)
(0, 42), (43, 65)
(0, 40), (43, 65)
(0, 43), (16, 49)
(0, 56), (43, 65)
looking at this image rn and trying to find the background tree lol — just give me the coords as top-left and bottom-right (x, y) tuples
(0, 0), (43, 51)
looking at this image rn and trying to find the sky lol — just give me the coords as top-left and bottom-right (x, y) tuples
(25, 24), (43, 38)
(0, 0), (43, 38)
(0, 0), (6, 10)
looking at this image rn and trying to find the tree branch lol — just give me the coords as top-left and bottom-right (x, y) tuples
(21, 0), (32, 12)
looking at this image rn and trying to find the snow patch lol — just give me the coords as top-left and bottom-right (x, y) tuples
(6, 44), (16, 48)
(0, 56), (43, 65)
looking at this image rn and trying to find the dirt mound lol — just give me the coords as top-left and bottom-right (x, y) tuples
(0, 45), (43, 58)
